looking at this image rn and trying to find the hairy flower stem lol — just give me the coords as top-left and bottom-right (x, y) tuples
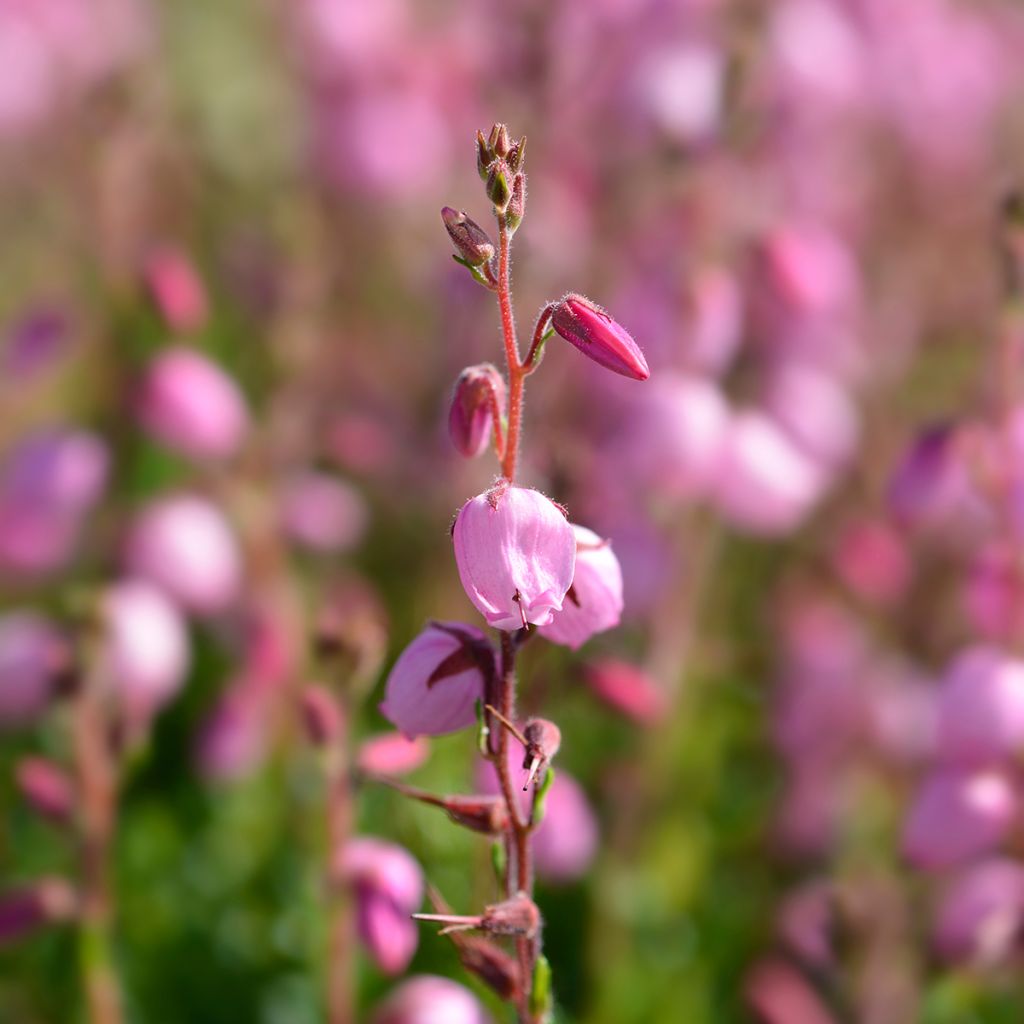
(497, 218), (526, 483)
(494, 631), (540, 1024)
(71, 670), (124, 1024)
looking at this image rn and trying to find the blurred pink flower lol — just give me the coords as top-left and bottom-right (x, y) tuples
(933, 858), (1024, 964)
(137, 347), (249, 461)
(380, 622), (492, 739)
(125, 494), (242, 615)
(453, 486), (576, 631)
(143, 247), (209, 333)
(337, 837), (423, 976)
(278, 471), (367, 553)
(745, 959), (837, 1024)
(539, 525), (623, 650)
(830, 518), (911, 607)
(0, 879), (76, 945)
(0, 611), (67, 727)
(357, 732), (430, 777)
(902, 769), (1016, 870)
(963, 543), (1024, 643)
(582, 658), (667, 726)
(372, 975), (491, 1024)
(15, 757), (74, 822)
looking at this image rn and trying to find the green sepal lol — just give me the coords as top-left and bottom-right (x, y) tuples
(475, 699), (490, 755)
(532, 768), (556, 825)
(452, 254), (491, 287)
(490, 839), (506, 886)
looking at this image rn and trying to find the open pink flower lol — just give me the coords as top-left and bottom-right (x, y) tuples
(337, 838), (423, 976)
(539, 525), (623, 649)
(453, 485), (575, 630)
(372, 975), (491, 1024)
(550, 294), (649, 380)
(379, 622), (493, 739)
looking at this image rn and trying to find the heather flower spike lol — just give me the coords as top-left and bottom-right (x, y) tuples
(448, 364), (506, 458)
(550, 294), (650, 380)
(453, 485), (576, 630)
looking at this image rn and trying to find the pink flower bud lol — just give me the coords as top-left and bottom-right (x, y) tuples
(550, 294), (650, 380)
(15, 757), (74, 822)
(125, 494), (242, 615)
(935, 647), (1024, 767)
(137, 347), (248, 460)
(0, 611), (68, 727)
(278, 471), (367, 552)
(441, 207), (495, 266)
(372, 975), (491, 1024)
(100, 580), (190, 718)
(448, 364), (505, 458)
(143, 247), (209, 333)
(379, 622), (493, 739)
(582, 659), (668, 726)
(357, 732), (429, 777)
(539, 525), (623, 649)
(337, 837), (423, 976)
(934, 858), (1024, 964)
(713, 411), (827, 535)
(903, 769), (1016, 870)
(453, 485), (576, 631)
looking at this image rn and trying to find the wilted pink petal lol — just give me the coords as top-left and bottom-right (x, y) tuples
(453, 486), (576, 631)
(137, 347), (248, 460)
(539, 525), (623, 650)
(357, 733), (430, 777)
(279, 471), (367, 552)
(935, 647), (1024, 767)
(903, 769), (1016, 870)
(582, 659), (667, 726)
(550, 294), (650, 380)
(101, 580), (190, 718)
(379, 622), (492, 739)
(372, 975), (492, 1024)
(934, 858), (1024, 964)
(125, 494), (242, 615)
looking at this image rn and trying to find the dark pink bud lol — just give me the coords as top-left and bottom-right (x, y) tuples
(550, 294), (650, 380)
(372, 975), (491, 1024)
(415, 892), (540, 940)
(379, 622), (494, 738)
(15, 757), (74, 822)
(521, 718), (561, 788)
(448, 365), (505, 458)
(441, 208), (495, 267)
(452, 486), (576, 630)
(539, 525), (623, 650)
(300, 684), (344, 747)
(0, 879), (76, 945)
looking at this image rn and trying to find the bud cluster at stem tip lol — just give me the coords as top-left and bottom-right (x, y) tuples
(476, 123), (526, 226)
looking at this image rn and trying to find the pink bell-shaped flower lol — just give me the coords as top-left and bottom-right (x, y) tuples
(379, 622), (493, 739)
(539, 525), (623, 649)
(550, 294), (650, 380)
(453, 485), (576, 631)
(372, 975), (491, 1024)
(903, 769), (1016, 870)
(337, 837), (424, 976)
(137, 347), (248, 461)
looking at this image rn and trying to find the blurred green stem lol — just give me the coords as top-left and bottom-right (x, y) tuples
(324, 719), (355, 1024)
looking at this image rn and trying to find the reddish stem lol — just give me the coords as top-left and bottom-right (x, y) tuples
(497, 218), (526, 483)
(523, 304), (555, 375)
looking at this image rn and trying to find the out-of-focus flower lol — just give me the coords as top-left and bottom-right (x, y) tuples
(0, 611), (68, 727)
(963, 543), (1024, 642)
(357, 733), (430, 777)
(100, 580), (190, 719)
(448, 364), (505, 459)
(300, 684), (344, 747)
(903, 769), (1017, 870)
(379, 622), (492, 739)
(137, 347), (249, 461)
(776, 881), (834, 970)
(2, 306), (70, 378)
(713, 411), (827, 535)
(933, 858), (1024, 964)
(453, 486), (576, 630)
(143, 246), (209, 333)
(582, 658), (668, 726)
(278, 470), (367, 553)
(830, 518), (911, 607)
(934, 647), (1024, 767)
(539, 525), (623, 650)
(550, 294), (650, 380)
(632, 43), (725, 143)
(337, 837), (423, 976)
(15, 757), (74, 823)
(372, 975), (491, 1024)
(681, 267), (743, 376)
(195, 676), (268, 782)
(0, 428), (109, 578)
(125, 494), (242, 615)
(745, 959), (837, 1024)
(0, 879), (76, 946)
(532, 771), (599, 883)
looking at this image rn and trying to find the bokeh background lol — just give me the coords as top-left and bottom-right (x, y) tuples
(4, 0), (1024, 1021)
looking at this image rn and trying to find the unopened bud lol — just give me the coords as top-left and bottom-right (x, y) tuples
(300, 685), (344, 747)
(441, 208), (495, 267)
(506, 136), (526, 174)
(486, 161), (512, 212)
(522, 718), (561, 789)
(415, 891), (540, 940)
(551, 294), (650, 381)
(375, 778), (508, 834)
(476, 130), (493, 180)
(15, 757), (74, 823)
(505, 175), (525, 234)
(448, 364), (505, 458)
(488, 123), (510, 160)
